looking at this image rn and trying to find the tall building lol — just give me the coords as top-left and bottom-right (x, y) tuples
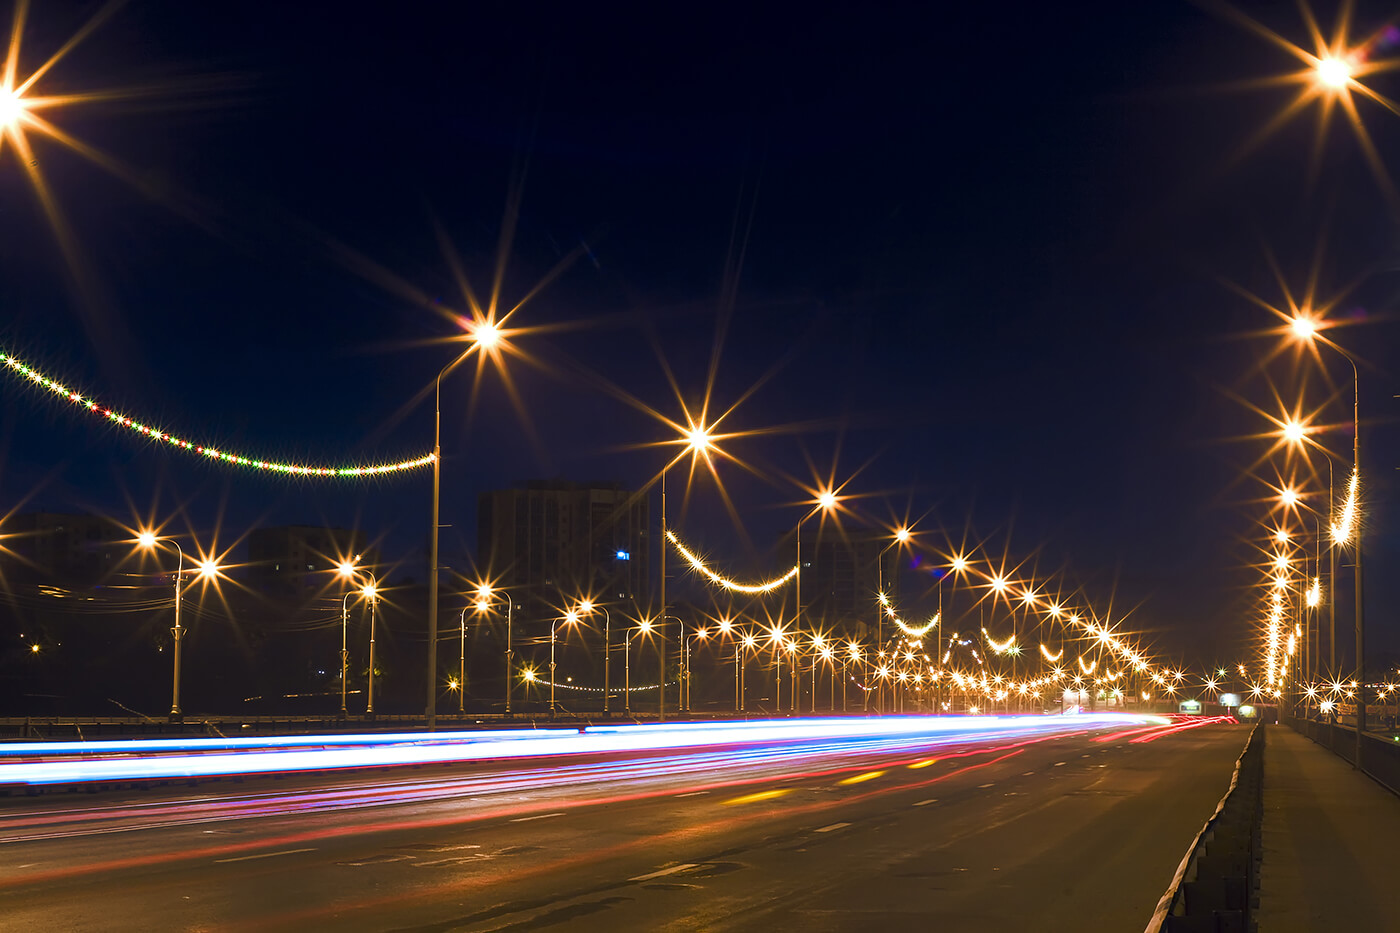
(477, 481), (649, 612)
(0, 512), (126, 586)
(791, 529), (892, 633)
(246, 525), (375, 602)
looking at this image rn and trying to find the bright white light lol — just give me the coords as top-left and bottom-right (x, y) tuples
(0, 89), (24, 130)
(472, 320), (502, 348)
(1317, 57), (1352, 89)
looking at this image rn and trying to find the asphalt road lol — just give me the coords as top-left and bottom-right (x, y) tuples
(0, 717), (1249, 932)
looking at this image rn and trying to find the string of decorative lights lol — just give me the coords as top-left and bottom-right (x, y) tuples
(1, 350), (435, 477)
(875, 592), (940, 636)
(666, 530), (798, 594)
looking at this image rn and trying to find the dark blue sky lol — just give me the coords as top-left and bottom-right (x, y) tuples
(2, 0), (1398, 666)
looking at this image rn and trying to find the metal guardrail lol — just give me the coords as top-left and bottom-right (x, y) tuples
(1145, 722), (1262, 933)
(1286, 716), (1400, 796)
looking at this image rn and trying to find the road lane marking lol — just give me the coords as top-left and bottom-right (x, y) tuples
(724, 788), (793, 805)
(1022, 771), (1035, 776)
(673, 791), (709, 798)
(510, 812), (564, 822)
(216, 848), (315, 864)
(908, 758), (937, 769)
(977, 783), (995, 788)
(1054, 761), (1066, 767)
(630, 863), (696, 881)
(839, 770), (886, 785)
(913, 799), (938, 807)
(815, 822), (850, 833)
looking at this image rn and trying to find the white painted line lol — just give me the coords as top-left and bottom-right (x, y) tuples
(629, 863), (696, 882)
(1022, 771), (1035, 776)
(977, 783), (995, 789)
(215, 847), (314, 864)
(1054, 761), (1066, 767)
(510, 812), (565, 822)
(673, 791), (709, 798)
(815, 822), (850, 833)
(913, 798), (938, 807)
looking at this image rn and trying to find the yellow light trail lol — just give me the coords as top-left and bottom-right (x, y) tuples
(723, 788), (793, 805)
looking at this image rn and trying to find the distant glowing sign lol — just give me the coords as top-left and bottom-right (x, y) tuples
(1219, 693), (1241, 708)
(1178, 699), (1202, 714)
(1237, 705), (1257, 718)
(615, 550), (630, 561)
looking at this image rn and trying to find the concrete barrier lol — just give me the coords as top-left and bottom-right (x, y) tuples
(1145, 722), (1262, 933)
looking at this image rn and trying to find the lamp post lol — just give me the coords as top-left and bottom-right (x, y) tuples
(428, 321), (503, 732)
(1292, 315), (1364, 759)
(340, 592), (354, 716)
(740, 633), (755, 712)
(626, 618), (654, 714)
(338, 560), (378, 715)
(577, 600), (611, 713)
(364, 577), (379, 714)
(769, 626), (786, 713)
(685, 627), (708, 711)
(550, 610), (580, 717)
(457, 606), (469, 713)
(137, 533), (222, 722)
(474, 584), (514, 715)
(138, 533), (188, 721)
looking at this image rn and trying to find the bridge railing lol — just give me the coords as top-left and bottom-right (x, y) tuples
(1286, 715), (1400, 795)
(1145, 722), (1262, 933)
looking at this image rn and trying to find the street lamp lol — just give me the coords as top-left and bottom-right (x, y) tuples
(874, 526), (913, 713)
(795, 490), (839, 658)
(685, 626), (709, 711)
(1292, 314), (1365, 760)
(137, 532), (220, 722)
(657, 422), (716, 723)
(627, 617), (654, 714)
(337, 560), (379, 715)
(550, 609), (580, 716)
(575, 600), (612, 714)
(428, 319), (504, 731)
(474, 583), (514, 715)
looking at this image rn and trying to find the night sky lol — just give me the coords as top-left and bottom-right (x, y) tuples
(3, 0), (1399, 668)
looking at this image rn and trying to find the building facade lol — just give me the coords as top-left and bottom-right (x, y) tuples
(477, 481), (649, 613)
(246, 525), (375, 603)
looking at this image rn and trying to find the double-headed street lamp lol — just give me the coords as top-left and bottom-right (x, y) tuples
(136, 532), (220, 722)
(337, 560), (379, 714)
(474, 584), (515, 714)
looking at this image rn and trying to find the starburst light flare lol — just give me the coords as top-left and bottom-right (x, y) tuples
(0, 350), (434, 477)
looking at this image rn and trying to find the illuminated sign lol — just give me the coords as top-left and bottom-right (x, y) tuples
(615, 550), (630, 561)
(1178, 699), (1202, 714)
(1219, 693), (1241, 708)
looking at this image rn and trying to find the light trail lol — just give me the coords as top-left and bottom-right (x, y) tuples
(0, 715), (1163, 789)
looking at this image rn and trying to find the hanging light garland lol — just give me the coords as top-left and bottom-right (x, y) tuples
(1, 350), (434, 477)
(666, 530), (798, 594)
